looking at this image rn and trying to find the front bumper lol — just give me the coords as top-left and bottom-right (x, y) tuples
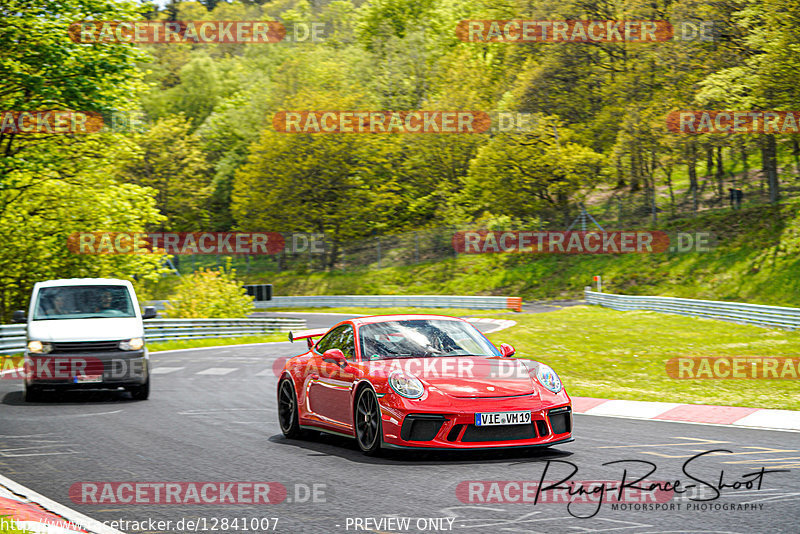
(24, 350), (148, 388)
(378, 390), (573, 449)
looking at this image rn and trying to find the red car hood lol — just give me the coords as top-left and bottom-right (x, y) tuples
(368, 356), (537, 398)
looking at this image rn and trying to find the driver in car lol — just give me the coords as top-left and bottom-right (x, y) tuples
(48, 293), (72, 316)
(94, 289), (116, 313)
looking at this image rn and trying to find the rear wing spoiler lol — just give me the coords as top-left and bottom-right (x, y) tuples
(288, 328), (327, 349)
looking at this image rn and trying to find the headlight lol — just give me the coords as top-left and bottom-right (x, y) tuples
(119, 338), (144, 351)
(388, 371), (425, 399)
(536, 363), (562, 393)
(27, 341), (52, 354)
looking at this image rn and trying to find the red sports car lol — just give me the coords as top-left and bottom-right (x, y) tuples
(277, 314), (572, 455)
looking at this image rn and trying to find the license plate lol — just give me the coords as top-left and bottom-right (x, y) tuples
(475, 410), (531, 426)
(73, 375), (103, 384)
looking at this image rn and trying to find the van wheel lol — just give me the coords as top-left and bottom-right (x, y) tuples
(129, 377), (149, 400)
(24, 384), (44, 402)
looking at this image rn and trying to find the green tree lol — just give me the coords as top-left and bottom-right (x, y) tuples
(166, 267), (254, 318)
(122, 116), (212, 231)
(462, 116), (606, 225)
(0, 0), (166, 321)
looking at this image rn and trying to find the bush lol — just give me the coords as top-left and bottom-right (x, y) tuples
(165, 267), (254, 318)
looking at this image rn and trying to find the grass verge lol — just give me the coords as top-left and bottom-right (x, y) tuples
(227, 201), (800, 308)
(0, 355), (22, 371)
(0, 516), (31, 534)
(483, 305), (800, 410)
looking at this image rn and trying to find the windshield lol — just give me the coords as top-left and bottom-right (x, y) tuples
(359, 319), (501, 360)
(33, 285), (136, 320)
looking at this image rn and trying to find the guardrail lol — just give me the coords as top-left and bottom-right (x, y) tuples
(585, 288), (800, 329)
(0, 318), (306, 356)
(246, 295), (523, 311)
(143, 317), (306, 342)
(0, 325), (26, 357)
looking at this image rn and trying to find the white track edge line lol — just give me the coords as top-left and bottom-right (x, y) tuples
(0, 473), (123, 534)
(574, 412), (800, 433)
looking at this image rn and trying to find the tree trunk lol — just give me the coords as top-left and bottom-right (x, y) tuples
(688, 142), (698, 215)
(793, 138), (800, 179)
(649, 150), (657, 224)
(327, 239), (339, 270)
(629, 152), (640, 192)
(665, 165), (675, 214)
(765, 134), (779, 204)
(704, 145), (714, 193)
(740, 144), (748, 187)
(715, 145), (725, 198)
(759, 138), (768, 195)
(558, 191), (570, 227)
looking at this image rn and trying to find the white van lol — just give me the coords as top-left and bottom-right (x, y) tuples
(13, 278), (156, 402)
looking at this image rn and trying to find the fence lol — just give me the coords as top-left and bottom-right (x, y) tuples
(169, 226), (462, 275)
(585, 288), (800, 329)
(0, 317), (306, 356)
(147, 295), (522, 311)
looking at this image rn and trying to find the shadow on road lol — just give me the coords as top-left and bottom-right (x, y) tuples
(268, 432), (573, 465)
(2, 389), (143, 406)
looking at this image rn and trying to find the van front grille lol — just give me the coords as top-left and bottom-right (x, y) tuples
(50, 341), (123, 353)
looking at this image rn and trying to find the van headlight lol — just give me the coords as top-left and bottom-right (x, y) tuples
(27, 341), (52, 354)
(119, 338), (144, 351)
(536, 363), (562, 393)
(388, 371), (425, 399)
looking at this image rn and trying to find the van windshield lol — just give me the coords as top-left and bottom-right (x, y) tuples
(33, 286), (136, 320)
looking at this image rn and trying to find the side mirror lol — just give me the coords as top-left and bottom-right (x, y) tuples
(322, 348), (348, 367)
(142, 306), (157, 320)
(499, 343), (515, 357)
(12, 310), (26, 323)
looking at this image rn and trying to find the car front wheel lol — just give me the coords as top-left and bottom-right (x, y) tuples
(278, 379), (302, 439)
(355, 387), (382, 456)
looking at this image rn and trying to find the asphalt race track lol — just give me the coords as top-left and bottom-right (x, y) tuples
(1, 314), (797, 534)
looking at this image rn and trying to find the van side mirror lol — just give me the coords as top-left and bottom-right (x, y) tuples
(12, 310), (26, 323)
(142, 306), (157, 320)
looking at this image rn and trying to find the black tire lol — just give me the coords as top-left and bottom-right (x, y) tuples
(278, 379), (302, 439)
(129, 377), (150, 400)
(24, 384), (45, 402)
(354, 387), (382, 456)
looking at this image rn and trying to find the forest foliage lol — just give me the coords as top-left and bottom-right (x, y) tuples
(1, 0), (799, 318)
